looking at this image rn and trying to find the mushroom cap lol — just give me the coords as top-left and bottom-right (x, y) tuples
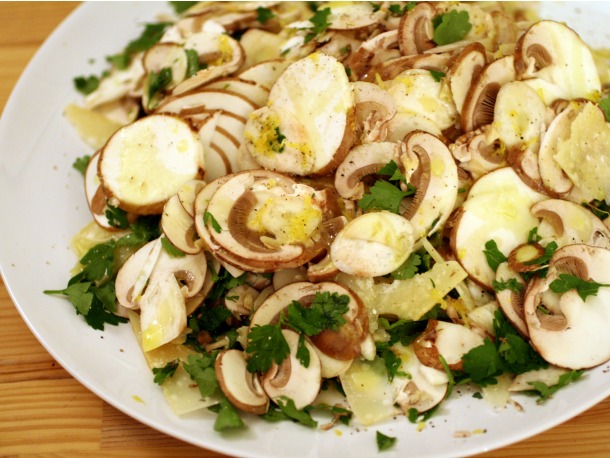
(524, 244), (610, 369)
(260, 329), (322, 410)
(215, 349), (269, 415)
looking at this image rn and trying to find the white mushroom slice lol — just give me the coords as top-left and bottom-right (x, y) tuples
(330, 211), (415, 278)
(249, 281), (371, 361)
(448, 42), (487, 115)
(327, 2), (383, 31)
(494, 262), (527, 337)
(84, 56), (145, 110)
(524, 244), (610, 369)
(205, 78), (269, 107)
(397, 2), (438, 57)
(261, 329), (322, 410)
(143, 43), (188, 89)
(507, 145), (546, 195)
(177, 179), (206, 217)
(551, 102), (610, 203)
(272, 267), (308, 291)
(514, 20), (601, 102)
(489, 81), (547, 150)
(451, 167), (547, 289)
(352, 82), (397, 144)
(172, 34), (245, 95)
(157, 89), (258, 120)
(532, 199), (610, 249)
(203, 171), (327, 272)
(116, 240), (162, 310)
(385, 111), (443, 142)
(215, 349), (269, 415)
(334, 142), (399, 200)
(414, 320), (485, 371)
(238, 59), (291, 90)
(394, 344), (448, 415)
(224, 284), (259, 318)
(467, 300), (500, 338)
(449, 125), (506, 180)
(342, 30), (398, 80)
(388, 69), (458, 132)
(537, 100), (587, 197)
(244, 52), (355, 176)
(239, 29), (285, 70)
(363, 53), (451, 84)
(401, 131), (459, 239)
(461, 56), (515, 133)
(161, 194), (201, 255)
(98, 114), (203, 215)
(84, 151), (115, 230)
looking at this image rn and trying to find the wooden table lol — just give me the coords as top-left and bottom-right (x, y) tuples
(1, 2), (610, 457)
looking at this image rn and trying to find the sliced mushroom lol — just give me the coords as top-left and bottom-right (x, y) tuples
(334, 142), (399, 200)
(394, 344), (448, 415)
(330, 211), (415, 277)
(201, 170), (328, 272)
(141, 42), (188, 111)
(260, 329), (322, 410)
(351, 82), (397, 144)
(362, 53), (450, 84)
(414, 320), (485, 371)
(524, 244), (610, 369)
(342, 30), (398, 80)
(494, 262), (527, 337)
(448, 42), (487, 116)
(449, 125), (506, 180)
(272, 267), (308, 291)
(161, 194), (201, 255)
(84, 56), (145, 110)
(224, 284), (259, 318)
(177, 179), (206, 218)
(244, 52), (356, 176)
(531, 199), (610, 249)
(400, 130), (459, 239)
(98, 114), (204, 215)
(509, 365), (572, 392)
(215, 349), (269, 414)
(514, 20), (601, 102)
(397, 2), (437, 57)
(451, 167), (547, 289)
(461, 55), (515, 133)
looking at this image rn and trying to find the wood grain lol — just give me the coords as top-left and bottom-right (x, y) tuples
(1, 2), (610, 457)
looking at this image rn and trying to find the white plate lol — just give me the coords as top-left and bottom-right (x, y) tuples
(1, 2), (609, 457)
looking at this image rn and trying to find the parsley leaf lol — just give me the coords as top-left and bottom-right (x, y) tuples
(582, 199), (610, 220)
(390, 252), (421, 280)
(245, 323), (290, 373)
(73, 75), (100, 95)
(295, 333), (310, 368)
(183, 352), (219, 398)
(600, 95), (610, 122)
(376, 431), (397, 451)
(430, 70), (446, 82)
(275, 397), (317, 428)
(492, 277), (524, 294)
(72, 154), (91, 176)
(105, 201), (129, 229)
(483, 239), (507, 272)
(284, 291), (350, 336)
(125, 22), (170, 54)
(184, 48), (201, 78)
(461, 338), (504, 385)
(44, 282), (94, 316)
(527, 370), (584, 403)
(377, 159), (408, 184)
(304, 7), (332, 43)
(439, 354), (454, 399)
(152, 359), (179, 385)
(524, 241), (558, 267)
(377, 346), (406, 382)
(204, 211), (222, 233)
(256, 6), (275, 24)
(213, 396), (245, 432)
(528, 227), (542, 243)
(433, 10), (472, 46)
(358, 180), (414, 214)
(106, 53), (130, 70)
(388, 2), (415, 16)
(160, 237), (185, 257)
(147, 67), (173, 109)
(549, 274), (610, 301)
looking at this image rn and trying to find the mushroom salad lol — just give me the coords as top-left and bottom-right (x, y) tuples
(48, 0), (610, 444)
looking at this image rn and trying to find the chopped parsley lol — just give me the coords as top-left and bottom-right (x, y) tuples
(388, 2), (416, 16)
(147, 67), (173, 109)
(358, 180), (414, 213)
(72, 154), (91, 176)
(152, 359), (179, 385)
(549, 274), (610, 302)
(184, 48), (201, 78)
(73, 75), (100, 95)
(430, 70), (446, 82)
(160, 236), (185, 257)
(204, 211), (222, 233)
(169, 1), (198, 15)
(390, 252), (422, 280)
(527, 370), (585, 403)
(256, 6), (275, 24)
(492, 277), (524, 294)
(376, 431), (397, 451)
(433, 10), (472, 46)
(105, 201), (129, 229)
(583, 199), (610, 220)
(303, 7), (332, 44)
(483, 239), (507, 271)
